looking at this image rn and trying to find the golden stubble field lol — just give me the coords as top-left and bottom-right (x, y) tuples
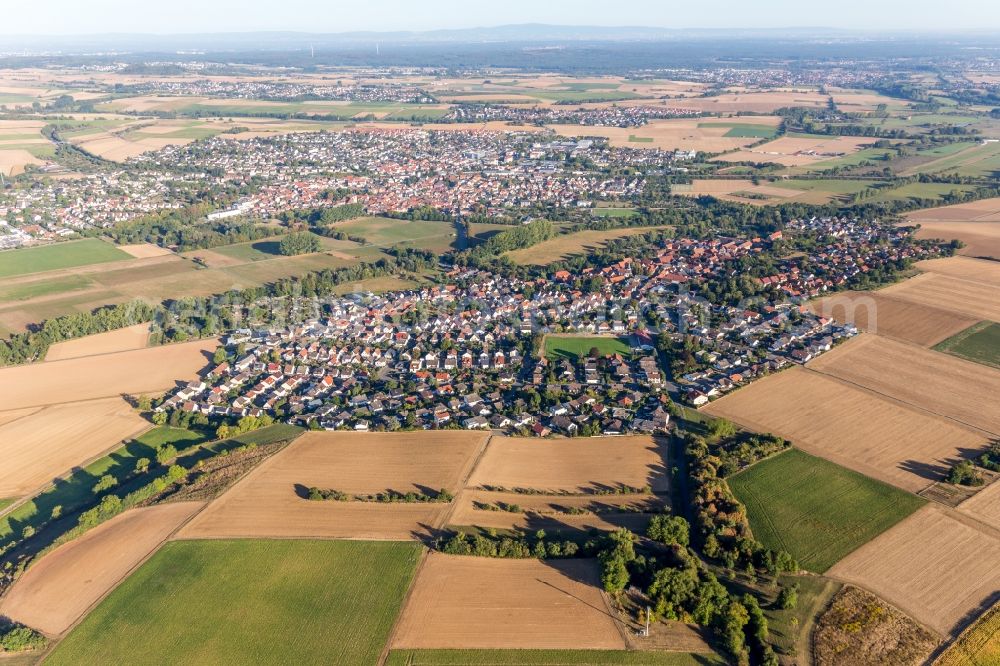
(0, 502), (204, 636)
(0, 397), (149, 499)
(809, 291), (979, 347)
(0, 338), (215, 410)
(876, 257), (1000, 322)
(703, 366), (989, 493)
(44, 323), (151, 361)
(828, 504), (1000, 637)
(177, 431), (489, 540)
(808, 334), (1000, 436)
(468, 435), (669, 493)
(549, 116), (782, 152)
(714, 136), (877, 166)
(390, 552), (627, 650)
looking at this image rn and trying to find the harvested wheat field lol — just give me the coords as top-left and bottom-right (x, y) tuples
(673, 179), (802, 204)
(468, 436), (668, 493)
(703, 367), (988, 492)
(907, 198), (1000, 222)
(809, 291), (978, 347)
(116, 243), (174, 259)
(391, 552), (626, 650)
(0, 406), (40, 427)
(828, 505), (1000, 636)
(914, 255), (1000, 287)
(44, 323), (151, 361)
(714, 136), (876, 166)
(0, 501), (203, 636)
(72, 134), (183, 161)
(0, 338), (215, 410)
(0, 148), (42, 176)
(0, 397), (148, 498)
(957, 480), (1000, 531)
(549, 117), (776, 152)
(177, 431), (487, 540)
(905, 219), (1000, 259)
(448, 489), (664, 533)
(808, 334), (1000, 436)
(880, 273), (1000, 322)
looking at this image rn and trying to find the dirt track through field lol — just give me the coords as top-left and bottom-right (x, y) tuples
(0, 398), (149, 499)
(390, 553), (627, 649)
(827, 505), (1000, 637)
(0, 501), (204, 635)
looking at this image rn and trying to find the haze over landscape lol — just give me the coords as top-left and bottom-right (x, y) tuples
(0, 2), (999, 665)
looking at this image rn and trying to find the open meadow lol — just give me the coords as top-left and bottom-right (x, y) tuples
(808, 334), (1000, 436)
(44, 539), (422, 665)
(544, 335), (632, 361)
(390, 552), (627, 650)
(0, 239), (131, 279)
(827, 505), (1000, 637)
(0, 502), (204, 635)
(728, 448), (925, 573)
(506, 227), (669, 265)
(704, 367), (989, 493)
(0, 397), (148, 500)
(178, 430), (488, 540)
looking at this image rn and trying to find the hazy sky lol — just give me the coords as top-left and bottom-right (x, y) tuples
(2, 0), (997, 34)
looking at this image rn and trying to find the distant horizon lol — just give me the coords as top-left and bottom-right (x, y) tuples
(1, 0), (998, 37)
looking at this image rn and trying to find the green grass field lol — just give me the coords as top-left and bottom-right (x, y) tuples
(0, 274), (94, 302)
(47, 539), (422, 666)
(0, 239), (131, 279)
(0, 498), (13, 513)
(337, 217), (458, 253)
(728, 449), (925, 573)
(935, 321), (1000, 369)
(544, 335), (631, 361)
(712, 123), (778, 139)
(387, 650), (725, 665)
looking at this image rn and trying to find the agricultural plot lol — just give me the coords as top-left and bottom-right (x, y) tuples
(911, 221), (1000, 260)
(178, 431), (488, 540)
(468, 436), (668, 493)
(881, 272), (1000, 322)
(808, 334), (1000, 436)
(44, 323), (150, 361)
(907, 197), (1000, 223)
(544, 335), (632, 361)
(956, 480), (1000, 531)
(908, 141), (1000, 178)
(391, 553), (626, 650)
(728, 449), (924, 572)
(915, 256), (1000, 286)
(809, 291), (978, 347)
(333, 217), (459, 253)
(667, 90), (831, 113)
(704, 367), (989, 493)
(0, 338), (215, 410)
(935, 321), (1000, 369)
(0, 502), (204, 635)
(828, 505), (1000, 636)
(672, 179), (804, 205)
(935, 602), (1000, 666)
(0, 397), (148, 499)
(0, 239), (131, 279)
(714, 136), (877, 167)
(386, 650), (724, 665)
(549, 117), (782, 152)
(449, 489), (663, 534)
(0, 148), (43, 175)
(45, 539), (422, 665)
(506, 227), (669, 265)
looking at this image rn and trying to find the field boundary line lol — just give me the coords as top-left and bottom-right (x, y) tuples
(378, 547), (429, 666)
(0, 419), (155, 522)
(802, 366), (1000, 439)
(26, 500), (207, 662)
(436, 432), (495, 529)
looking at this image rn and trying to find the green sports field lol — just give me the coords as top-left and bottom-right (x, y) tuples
(935, 321), (1000, 369)
(387, 650), (725, 665)
(0, 239), (131, 279)
(47, 539), (422, 665)
(728, 449), (925, 573)
(544, 335), (632, 361)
